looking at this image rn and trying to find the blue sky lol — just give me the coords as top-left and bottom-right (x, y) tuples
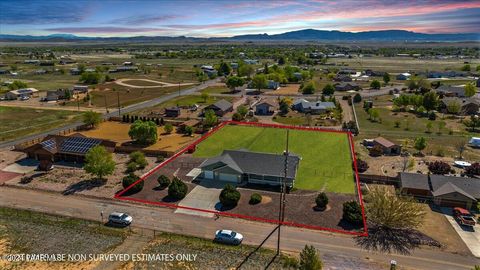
(1, 0), (479, 37)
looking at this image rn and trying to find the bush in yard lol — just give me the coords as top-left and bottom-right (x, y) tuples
(164, 123), (173, 134)
(315, 192), (329, 210)
(219, 184), (241, 208)
(184, 126), (194, 136)
(157, 175), (171, 189)
(343, 201), (363, 226)
(465, 162), (480, 176)
(168, 177), (188, 200)
(122, 173), (143, 193)
(354, 159), (369, 173)
(369, 144), (383, 157)
(428, 161), (451, 175)
(232, 112), (243, 121)
(353, 93), (362, 103)
(156, 156), (164, 163)
(129, 151), (148, 169)
(128, 120), (158, 145)
(249, 193), (262, 205)
(126, 161), (138, 173)
(299, 245), (323, 270)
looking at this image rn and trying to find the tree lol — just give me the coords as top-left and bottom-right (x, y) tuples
(422, 91), (438, 111)
(164, 123), (173, 134)
(84, 145), (115, 179)
(353, 93), (362, 103)
(237, 105), (248, 117)
(232, 112), (243, 121)
(302, 81), (316, 94)
(7, 80), (28, 90)
(79, 72), (102, 84)
(218, 62), (231, 76)
(464, 83), (476, 97)
(446, 99), (461, 114)
(367, 108), (380, 122)
(414, 137), (427, 153)
(238, 64), (254, 77)
(454, 139), (466, 159)
(464, 115), (480, 132)
(299, 245), (323, 270)
(315, 193), (329, 209)
(251, 74), (268, 91)
(406, 78), (417, 90)
(129, 120), (158, 145)
(279, 98), (290, 115)
(204, 109), (218, 128)
(366, 186), (425, 229)
(278, 56), (286, 65)
(465, 163), (480, 176)
(82, 111), (102, 128)
(200, 92), (209, 102)
(342, 201), (363, 225)
(129, 151), (148, 169)
(225, 76), (245, 92)
(355, 159), (369, 173)
(370, 80), (381, 89)
(168, 177), (188, 200)
(157, 175), (171, 189)
(383, 72), (390, 84)
(184, 126), (194, 136)
(461, 64), (471, 71)
(322, 84), (335, 95)
(219, 184), (241, 208)
(122, 173), (143, 193)
(428, 161), (451, 175)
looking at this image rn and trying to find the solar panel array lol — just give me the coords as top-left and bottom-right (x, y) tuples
(40, 139), (57, 152)
(60, 137), (102, 154)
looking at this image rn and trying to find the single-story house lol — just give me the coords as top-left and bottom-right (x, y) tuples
(165, 107), (181, 117)
(396, 73), (411, 80)
(399, 172), (480, 209)
(255, 101), (275, 115)
(333, 74), (352, 82)
(372, 137), (401, 155)
(434, 85), (466, 97)
(334, 82), (360, 91)
(292, 99), (335, 114)
(469, 137), (480, 148)
(45, 89), (68, 101)
(23, 134), (116, 163)
(338, 69), (356, 75)
(200, 65), (217, 77)
(111, 66), (138, 73)
(0, 70), (10, 74)
(267, 80), (280, 90)
(5, 88), (39, 100)
(364, 69), (385, 77)
(34, 69), (47, 75)
(439, 97), (480, 115)
(204, 99), (233, 116)
(179, 119), (200, 131)
(72, 85), (89, 94)
(477, 78), (480, 87)
(24, 59), (40, 64)
(198, 149), (300, 187)
(70, 68), (81, 75)
(244, 59), (258, 65)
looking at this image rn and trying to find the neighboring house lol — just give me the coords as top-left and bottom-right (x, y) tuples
(165, 107), (181, 117)
(24, 59), (40, 64)
(372, 137), (401, 155)
(334, 82), (360, 91)
(72, 85), (89, 94)
(399, 173), (480, 209)
(255, 101), (275, 115)
(338, 69), (356, 75)
(364, 69), (385, 77)
(267, 80), (280, 90)
(45, 89), (69, 101)
(292, 99), (335, 114)
(469, 137), (480, 148)
(476, 78), (480, 88)
(439, 97), (480, 115)
(59, 58), (76, 65)
(204, 99), (233, 116)
(434, 85), (466, 97)
(230, 62), (239, 69)
(201, 65), (217, 77)
(333, 74), (352, 82)
(198, 149), (300, 187)
(23, 134), (116, 163)
(34, 69), (47, 75)
(396, 72), (411, 80)
(70, 68), (81, 75)
(111, 66), (138, 73)
(293, 72), (303, 80)
(244, 59), (258, 65)
(5, 88), (39, 100)
(0, 70), (9, 74)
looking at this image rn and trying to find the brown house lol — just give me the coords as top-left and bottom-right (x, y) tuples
(204, 99), (233, 116)
(373, 137), (401, 155)
(165, 107), (181, 117)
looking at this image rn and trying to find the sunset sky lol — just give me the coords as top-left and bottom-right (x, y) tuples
(1, 0), (479, 37)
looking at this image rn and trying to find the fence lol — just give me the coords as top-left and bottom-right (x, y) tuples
(358, 173), (400, 187)
(114, 146), (174, 157)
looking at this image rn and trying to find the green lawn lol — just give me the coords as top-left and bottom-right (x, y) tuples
(193, 125), (355, 193)
(0, 106), (82, 142)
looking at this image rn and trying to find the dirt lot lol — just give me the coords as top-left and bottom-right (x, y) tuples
(80, 121), (199, 152)
(264, 84), (301, 96)
(6, 154), (157, 198)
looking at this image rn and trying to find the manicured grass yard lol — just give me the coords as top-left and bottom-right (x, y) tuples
(193, 125), (355, 193)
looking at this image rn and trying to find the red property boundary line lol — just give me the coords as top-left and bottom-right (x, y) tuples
(115, 120), (368, 237)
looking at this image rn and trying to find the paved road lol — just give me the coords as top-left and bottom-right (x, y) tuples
(0, 187), (478, 270)
(0, 79), (219, 149)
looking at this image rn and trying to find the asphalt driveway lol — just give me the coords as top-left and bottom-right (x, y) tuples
(442, 207), (480, 258)
(174, 180), (223, 218)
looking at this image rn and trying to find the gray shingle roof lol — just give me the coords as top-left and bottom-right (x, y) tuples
(431, 182), (476, 200)
(430, 174), (480, 199)
(208, 99), (233, 112)
(399, 172), (430, 190)
(200, 149), (300, 179)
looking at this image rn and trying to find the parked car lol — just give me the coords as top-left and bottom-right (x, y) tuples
(214, 229), (243, 245)
(19, 95), (30, 101)
(108, 212), (133, 226)
(453, 207), (476, 227)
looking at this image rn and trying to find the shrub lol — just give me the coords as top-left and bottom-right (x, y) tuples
(249, 193), (262, 205)
(232, 112), (243, 121)
(164, 123), (173, 134)
(126, 161), (138, 173)
(184, 126), (194, 136)
(343, 201), (363, 225)
(299, 245), (323, 270)
(157, 175), (171, 189)
(353, 93), (362, 103)
(122, 173), (143, 193)
(428, 111), (436, 120)
(315, 192), (329, 209)
(369, 145), (383, 157)
(355, 159), (369, 173)
(428, 161), (451, 175)
(168, 177), (188, 200)
(465, 162), (480, 176)
(219, 184), (241, 208)
(129, 151), (148, 169)
(156, 156), (165, 163)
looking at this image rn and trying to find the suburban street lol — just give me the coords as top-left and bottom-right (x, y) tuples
(0, 186), (478, 270)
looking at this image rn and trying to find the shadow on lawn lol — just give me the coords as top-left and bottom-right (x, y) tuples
(63, 178), (106, 195)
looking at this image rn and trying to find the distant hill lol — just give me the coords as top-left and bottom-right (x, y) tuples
(1, 29), (478, 42)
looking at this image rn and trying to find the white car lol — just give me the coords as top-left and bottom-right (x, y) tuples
(19, 96), (30, 101)
(214, 229), (243, 245)
(108, 212), (133, 226)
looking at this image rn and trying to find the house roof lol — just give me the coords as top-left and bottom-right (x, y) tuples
(430, 174), (480, 199)
(8, 88), (39, 95)
(256, 101), (275, 107)
(200, 149), (300, 179)
(435, 85), (465, 96)
(24, 134), (115, 156)
(374, 137), (397, 148)
(207, 99), (233, 111)
(293, 99), (335, 110)
(399, 172), (430, 190)
(432, 182), (476, 200)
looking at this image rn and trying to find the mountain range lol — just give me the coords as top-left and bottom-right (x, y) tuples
(1, 29), (478, 42)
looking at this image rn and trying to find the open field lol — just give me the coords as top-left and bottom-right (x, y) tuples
(193, 125), (355, 193)
(201, 85), (231, 94)
(264, 84), (301, 95)
(0, 106), (82, 142)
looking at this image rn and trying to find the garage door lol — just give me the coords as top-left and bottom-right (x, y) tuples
(204, 171), (214, 180)
(218, 173), (238, 183)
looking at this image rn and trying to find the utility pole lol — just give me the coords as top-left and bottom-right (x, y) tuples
(76, 95), (79, 112)
(277, 129), (289, 256)
(178, 81), (181, 97)
(104, 95), (108, 114)
(117, 92), (121, 116)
